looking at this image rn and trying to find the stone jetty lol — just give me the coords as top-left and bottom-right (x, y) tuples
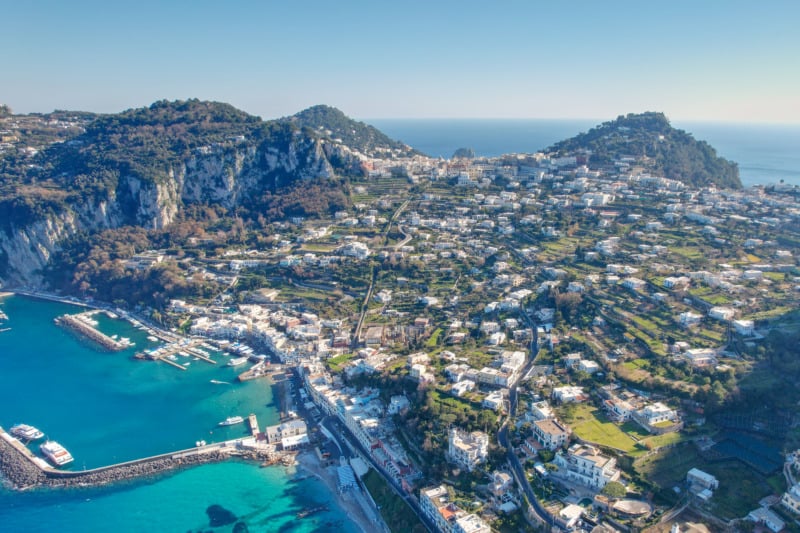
(0, 428), (280, 491)
(54, 313), (128, 351)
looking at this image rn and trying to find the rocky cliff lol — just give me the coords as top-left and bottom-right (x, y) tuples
(0, 100), (380, 286)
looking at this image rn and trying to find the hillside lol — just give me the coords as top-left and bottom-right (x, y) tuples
(0, 100), (397, 285)
(548, 112), (741, 189)
(285, 105), (417, 157)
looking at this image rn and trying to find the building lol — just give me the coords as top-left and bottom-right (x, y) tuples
(420, 485), (491, 533)
(747, 507), (785, 533)
(554, 444), (621, 490)
(532, 419), (570, 451)
(686, 468), (718, 492)
(733, 319), (755, 336)
(448, 428), (489, 471)
(633, 402), (680, 432)
(781, 484), (800, 515)
(552, 386), (586, 403)
(264, 419), (309, 450)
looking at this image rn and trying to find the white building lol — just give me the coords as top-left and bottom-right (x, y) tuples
(420, 485), (491, 533)
(448, 428), (489, 471)
(555, 444), (621, 490)
(532, 419), (570, 451)
(552, 386), (586, 403)
(781, 484), (800, 515)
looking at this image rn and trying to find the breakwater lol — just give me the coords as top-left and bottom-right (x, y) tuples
(0, 427), (278, 491)
(54, 313), (128, 351)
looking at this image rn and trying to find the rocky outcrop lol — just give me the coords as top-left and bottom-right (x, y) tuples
(0, 211), (80, 287)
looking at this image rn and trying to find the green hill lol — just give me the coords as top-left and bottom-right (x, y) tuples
(548, 112), (741, 189)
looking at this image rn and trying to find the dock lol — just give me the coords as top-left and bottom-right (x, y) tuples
(136, 338), (217, 370)
(238, 362), (270, 382)
(54, 313), (128, 351)
(248, 413), (259, 437)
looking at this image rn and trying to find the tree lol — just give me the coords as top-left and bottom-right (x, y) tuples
(601, 481), (626, 499)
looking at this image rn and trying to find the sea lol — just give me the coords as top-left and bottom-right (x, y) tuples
(0, 294), (361, 533)
(369, 119), (800, 187)
(1, 119), (798, 532)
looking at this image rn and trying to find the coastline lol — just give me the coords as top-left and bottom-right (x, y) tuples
(295, 450), (384, 533)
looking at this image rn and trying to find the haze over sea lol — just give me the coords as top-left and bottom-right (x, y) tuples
(0, 295), (360, 533)
(370, 119), (800, 187)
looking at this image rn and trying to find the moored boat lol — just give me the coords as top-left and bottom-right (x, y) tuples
(218, 416), (244, 426)
(40, 440), (74, 466)
(10, 424), (45, 441)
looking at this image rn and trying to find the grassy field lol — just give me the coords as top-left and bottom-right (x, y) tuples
(634, 444), (701, 487)
(562, 404), (646, 455)
(363, 469), (426, 533)
(635, 447), (774, 520)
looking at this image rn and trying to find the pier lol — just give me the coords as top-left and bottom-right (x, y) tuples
(54, 312), (128, 351)
(136, 338), (217, 370)
(248, 413), (260, 437)
(0, 425), (291, 491)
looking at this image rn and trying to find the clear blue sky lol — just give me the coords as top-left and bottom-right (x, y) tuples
(2, 0), (799, 123)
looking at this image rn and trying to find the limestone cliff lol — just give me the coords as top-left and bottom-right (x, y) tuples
(0, 101), (372, 286)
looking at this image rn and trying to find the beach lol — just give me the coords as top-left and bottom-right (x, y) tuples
(295, 450), (386, 533)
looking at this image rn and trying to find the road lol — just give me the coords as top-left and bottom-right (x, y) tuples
(497, 308), (558, 530)
(353, 199), (409, 346)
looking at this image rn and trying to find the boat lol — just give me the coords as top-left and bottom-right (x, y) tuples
(218, 416), (244, 426)
(210, 379), (231, 385)
(10, 424), (45, 441)
(40, 440), (74, 466)
(227, 356), (248, 367)
(195, 440), (207, 447)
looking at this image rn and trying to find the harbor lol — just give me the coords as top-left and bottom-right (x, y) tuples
(0, 425), (295, 490)
(135, 339), (218, 370)
(54, 312), (132, 351)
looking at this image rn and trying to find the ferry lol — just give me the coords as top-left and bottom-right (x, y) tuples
(10, 424), (45, 441)
(218, 416), (244, 426)
(227, 356), (248, 367)
(40, 440), (74, 466)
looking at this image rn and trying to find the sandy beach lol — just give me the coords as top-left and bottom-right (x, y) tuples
(295, 451), (386, 533)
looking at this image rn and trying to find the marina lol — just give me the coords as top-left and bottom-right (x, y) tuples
(54, 312), (131, 351)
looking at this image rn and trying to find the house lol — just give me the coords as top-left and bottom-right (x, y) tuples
(564, 353), (582, 368)
(483, 390), (505, 412)
(529, 400), (555, 421)
(554, 444), (621, 490)
(578, 359), (601, 375)
(683, 348), (717, 367)
(633, 402), (679, 432)
(733, 319), (755, 336)
(448, 428), (489, 471)
(679, 312), (703, 327)
(552, 386), (586, 403)
(604, 398), (634, 422)
(708, 306), (735, 321)
(687, 468), (718, 492)
(489, 471), (513, 498)
(532, 419), (570, 451)
(747, 507), (785, 533)
(420, 485), (491, 533)
(557, 504), (584, 530)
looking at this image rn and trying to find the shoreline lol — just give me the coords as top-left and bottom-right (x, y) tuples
(295, 450), (383, 533)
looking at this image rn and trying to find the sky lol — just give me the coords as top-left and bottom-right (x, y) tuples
(2, 0), (799, 123)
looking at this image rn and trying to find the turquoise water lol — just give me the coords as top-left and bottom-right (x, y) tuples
(0, 295), (359, 532)
(0, 461), (359, 533)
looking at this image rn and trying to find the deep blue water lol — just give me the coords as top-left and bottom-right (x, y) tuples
(370, 118), (800, 187)
(0, 295), (360, 533)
